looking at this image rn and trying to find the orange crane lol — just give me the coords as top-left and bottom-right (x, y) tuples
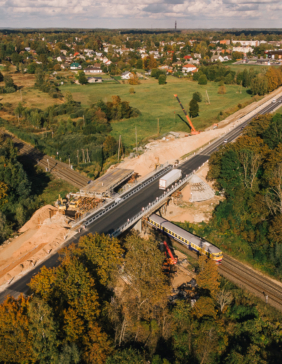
(174, 94), (200, 135)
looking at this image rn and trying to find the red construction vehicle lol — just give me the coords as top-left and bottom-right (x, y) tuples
(174, 94), (200, 135)
(161, 241), (178, 274)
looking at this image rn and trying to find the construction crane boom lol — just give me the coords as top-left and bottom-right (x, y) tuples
(174, 94), (200, 135)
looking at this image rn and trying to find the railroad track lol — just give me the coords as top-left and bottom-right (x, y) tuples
(171, 240), (282, 311)
(0, 129), (90, 188)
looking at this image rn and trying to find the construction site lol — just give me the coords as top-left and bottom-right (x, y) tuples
(0, 87), (281, 294)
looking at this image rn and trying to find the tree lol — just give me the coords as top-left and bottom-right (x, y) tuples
(106, 347), (145, 364)
(197, 255), (220, 299)
(78, 71), (88, 85)
(189, 98), (199, 117)
(158, 74), (166, 85)
(128, 72), (140, 85)
(4, 75), (15, 88)
(129, 87), (135, 94)
(103, 136), (118, 158)
(0, 71), (3, 82)
(198, 74), (208, 85)
(0, 296), (35, 363)
(193, 92), (202, 102)
(250, 74), (268, 96)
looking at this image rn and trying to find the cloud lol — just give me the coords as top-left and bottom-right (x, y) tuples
(0, 0), (282, 27)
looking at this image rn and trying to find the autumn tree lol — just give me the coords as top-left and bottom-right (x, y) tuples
(197, 255), (220, 299)
(128, 72), (140, 85)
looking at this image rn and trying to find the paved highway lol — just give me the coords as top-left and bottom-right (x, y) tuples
(0, 97), (281, 302)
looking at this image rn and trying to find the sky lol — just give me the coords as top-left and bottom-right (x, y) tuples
(0, 0), (282, 29)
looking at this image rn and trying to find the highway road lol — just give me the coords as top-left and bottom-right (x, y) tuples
(1, 97), (281, 302)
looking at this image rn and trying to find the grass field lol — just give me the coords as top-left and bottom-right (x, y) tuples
(229, 63), (269, 73)
(61, 76), (254, 148)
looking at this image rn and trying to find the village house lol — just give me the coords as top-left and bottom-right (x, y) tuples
(88, 77), (103, 83)
(211, 54), (225, 62)
(84, 66), (102, 74)
(121, 71), (133, 79)
(70, 62), (82, 70)
(182, 64), (198, 73)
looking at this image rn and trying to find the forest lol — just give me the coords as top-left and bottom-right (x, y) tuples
(194, 64), (282, 96)
(178, 112), (282, 278)
(0, 231), (282, 364)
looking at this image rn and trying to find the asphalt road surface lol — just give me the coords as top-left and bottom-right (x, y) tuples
(1, 97), (281, 302)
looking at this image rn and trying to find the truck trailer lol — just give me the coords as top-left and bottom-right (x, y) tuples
(159, 169), (182, 190)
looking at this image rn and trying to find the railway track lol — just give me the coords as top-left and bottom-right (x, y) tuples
(171, 240), (282, 311)
(0, 129), (90, 188)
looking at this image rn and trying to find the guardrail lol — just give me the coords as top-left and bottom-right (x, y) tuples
(110, 171), (194, 238)
(71, 162), (173, 228)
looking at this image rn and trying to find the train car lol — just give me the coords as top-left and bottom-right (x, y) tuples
(148, 214), (223, 264)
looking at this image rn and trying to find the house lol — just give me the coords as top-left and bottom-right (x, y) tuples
(24, 47), (31, 52)
(121, 71), (133, 80)
(232, 46), (254, 54)
(96, 52), (103, 57)
(88, 77), (102, 83)
(182, 64), (198, 73)
(84, 66), (102, 74)
(220, 40), (231, 45)
(233, 40), (259, 47)
(141, 53), (148, 59)
(193, 53), (201, 59)
(172, 61), (183, 67)
(61, 63), (70, 69)
(184, 55), (192, 60)
(57, 56), (66, 62)
(211, 55), (225, 62)
(70, 62), (82, 70)
(74, 52), (80, 57)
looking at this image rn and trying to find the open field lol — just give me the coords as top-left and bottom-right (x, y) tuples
(61, 76), (254, 147)
(0, 72), (60, 120)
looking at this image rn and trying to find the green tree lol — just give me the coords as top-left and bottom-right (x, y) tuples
(198, 74), (208, 85)
(193, 91), (202, 102)
(158, 74), (166, 85)
(0, 71), (3, 82)
(78, 71), (88, 85)
(106, 347), (145, 364)
(189, 98), (199, 117)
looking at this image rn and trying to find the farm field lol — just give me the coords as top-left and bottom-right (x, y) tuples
(61, 76), (254, 147)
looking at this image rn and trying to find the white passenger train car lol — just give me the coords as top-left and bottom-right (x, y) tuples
(148, 214), (223, 263)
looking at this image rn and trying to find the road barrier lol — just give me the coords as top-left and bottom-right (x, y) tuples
(110, 171), (194, 238)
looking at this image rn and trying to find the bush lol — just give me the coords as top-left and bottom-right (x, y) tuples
(4, 87), (16, 94)
(198, 74), (208, 85)
(218, 85), (227, 94)
(193, 92), (202, 102)
(193, 72), (201, 81)
(158, 74), (166, 85)
(189, 99), (199, 118)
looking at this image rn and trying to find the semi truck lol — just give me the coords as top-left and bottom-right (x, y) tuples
(159, 169), (182, 190)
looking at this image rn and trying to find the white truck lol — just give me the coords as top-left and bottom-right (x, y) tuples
(159, 169), (182, 190)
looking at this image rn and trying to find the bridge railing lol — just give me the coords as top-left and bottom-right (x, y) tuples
(71, 162), (173, 228)
(110, 171), (194, 238)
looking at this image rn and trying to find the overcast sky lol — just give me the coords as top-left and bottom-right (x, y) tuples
(0, 0), (282, 29)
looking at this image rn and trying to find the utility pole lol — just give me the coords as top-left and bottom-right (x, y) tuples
(135, 126), (138, 155)
(82, 149), (85, 163)
(118, 135), (121, 162)
(86, 149), (90, 163)
(77, 150), (79, 165)
(206, 90), (210, 105)
(83, 114), (85, 126)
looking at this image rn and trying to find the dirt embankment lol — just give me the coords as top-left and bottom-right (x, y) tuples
(166, 164), (224, 224)
(0, 205), (75, 289)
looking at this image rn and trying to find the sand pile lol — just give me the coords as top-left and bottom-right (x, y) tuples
(120, 127), (228, 177)
(0, 205), (72, 288)
(20, 204), (58, 232)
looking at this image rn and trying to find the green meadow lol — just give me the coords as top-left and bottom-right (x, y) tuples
(61, 76), (254, 148)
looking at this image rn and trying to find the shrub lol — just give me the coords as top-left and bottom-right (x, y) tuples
(193, 92), (202, 102)
(198, 74), (208, 85)
(189, 99), (199, 118)
(158, 74), (166, 85)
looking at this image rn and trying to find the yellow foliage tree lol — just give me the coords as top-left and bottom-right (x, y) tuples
(0, 181), (8, 206)
(197, 255), (220, 299)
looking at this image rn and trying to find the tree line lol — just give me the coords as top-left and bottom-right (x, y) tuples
(0, 231), (282, 363)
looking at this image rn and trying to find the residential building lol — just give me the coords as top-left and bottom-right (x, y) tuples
(121, 71), (133, 79)
(211, 55), (225, 62)
(70, 62), (82, 70)
(233, 46), (254, 54)
(84, 66), (102, 73)
(88, 77), (102, 83)
(233, 40), (259, 47)
(182, 64), (198, 73)
(220, 40), (230, 45)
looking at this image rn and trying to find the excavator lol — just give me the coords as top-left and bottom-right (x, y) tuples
(56, 194), (67, 214)
(160, 241), (178, 274)
(174, 94), (200, 135)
